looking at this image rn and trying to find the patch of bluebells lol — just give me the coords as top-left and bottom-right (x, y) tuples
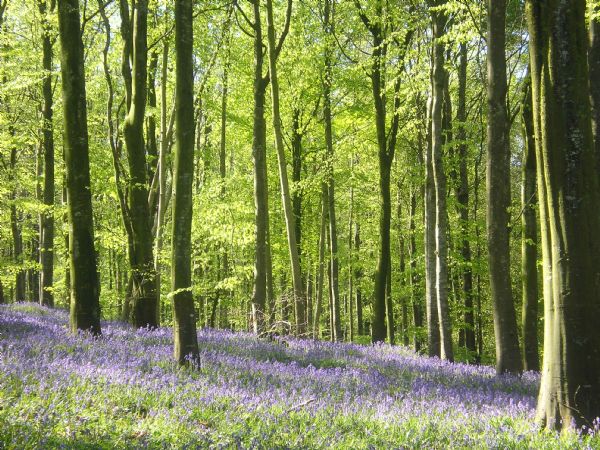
(0, 304), (597, 449)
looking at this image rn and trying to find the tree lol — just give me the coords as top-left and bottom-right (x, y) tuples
(527, 0), (600, 430)
(264, 0), (304, 335)
(354, 0), (410, 344)
(591, 1), (600, 160)
(38, 0), (55, 307)
(429, 0), (452, 360)
(323, 0), (341, 341)
(486, 0), (521, 374)
(172, 0), (199, 365)
(122, 0), (158, 328)
(57, 0), (101, 334)
(521, 75), (539, 372)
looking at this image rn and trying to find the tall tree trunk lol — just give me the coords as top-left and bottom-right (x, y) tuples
(408, 187), (423, 351)
(172, 0), (199, 364)
(424, 90), (440, 357)
(527, 0), (600, 429)
(9, 149), (25, 302)
(57, 0), (101, 334)
(430, 0), (452, 361)
(264, 0), (303, 336)
(38, 0), (54, 307)
(122, 0), (157, 328)
(487, 0), (521, 374)
(250, 0), (271, 334)
(323, 0), (341, 341)
(313, 184), (328, 338)
(455, 42), (475, 356)
(354, 222), (363, 336)
(521, 75), (539, 372)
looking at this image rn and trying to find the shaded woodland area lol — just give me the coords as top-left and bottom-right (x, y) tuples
(1, 0), (600, 434)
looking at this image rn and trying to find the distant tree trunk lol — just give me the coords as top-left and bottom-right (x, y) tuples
(385, 257), (395, 345)
(487, 0), (521, 374)
(455, 42), (475, 356)
(527, 0), (600, 429)
(38, 0), (54, 307)
(265, 0), (303, 336)
(57, 0), (101, 334)
(354, 222), (363, 336)
(322, 0), (342, 341)
(521, 75), (539, 372)
(590, 2), (600, 161)
(313, 184), (328, 338)
(398, 191), (409, 346)
(430, 0), (452, 361)
(31, 148), (41, 303)
(122, 0), (157, 328)
(408, 186), (423, 351)
(172, 0), (199, 364)
(9, 149), (25, 302)
(354, 1), (408, 343)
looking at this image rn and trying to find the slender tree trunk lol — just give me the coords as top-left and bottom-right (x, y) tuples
(527, 0), (600, 429)
(265, 0), (303, 336)
(322, 0), (342, 341)
(430, 1), (452, 360)
(313, 184), (328, 338)
(424, 90), (440, 357)
(521, 75), (539, 372)
(122, 0), (158, 328)
(9, 149), (25, 302)
(38, 0), (55, 307)
(250, 0), (271, 334)
(354, 222), (363, 336)
(455, 42), (475, 356)
(487, 0), (521, 374)
(57, 0), (101, 334)
(408, 187), (423, 351)
(172, 0), (199, 364)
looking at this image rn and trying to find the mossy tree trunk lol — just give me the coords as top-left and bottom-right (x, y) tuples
(430, 0), (452, 361)
(57, 0), (101, 334)
(486, 0), (521, 374)
(172, 0), (199, 365)
(122, 0), (158, 328)
(521, 76), (539, 372)
(527, 0), (600, 430)
(38, 0), (54, 308)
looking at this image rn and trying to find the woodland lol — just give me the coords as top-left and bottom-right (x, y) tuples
(1, 0), (600, 447)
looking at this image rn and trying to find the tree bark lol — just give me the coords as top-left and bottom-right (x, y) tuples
(264, 0), (304, 336)
(323, 0), (342, 341)
(455, 42), (475, 356)
(521, 75), (539, 372)
(57, 0), (101, 334)
(38, 0), (55, 307)
(354, 222), (363, 336)
(430, 1), (452, 361)
(527, 0), (600, 429)
(249, 0), (271, 334)
(487, 0), (521, 374)
(122, 0), (158, 328)
(172, 0), (199, 364)
(424, 89), (440, 357)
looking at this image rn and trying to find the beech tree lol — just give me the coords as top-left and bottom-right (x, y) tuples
(172, 0), (199, 364)
(527, 0), (600, 429)
(57, 0), (101, 334)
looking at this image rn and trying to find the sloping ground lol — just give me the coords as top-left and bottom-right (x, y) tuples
(0, 304), (596, 449)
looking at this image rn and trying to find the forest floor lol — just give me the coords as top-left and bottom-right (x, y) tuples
(0, 304), (597, 449)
